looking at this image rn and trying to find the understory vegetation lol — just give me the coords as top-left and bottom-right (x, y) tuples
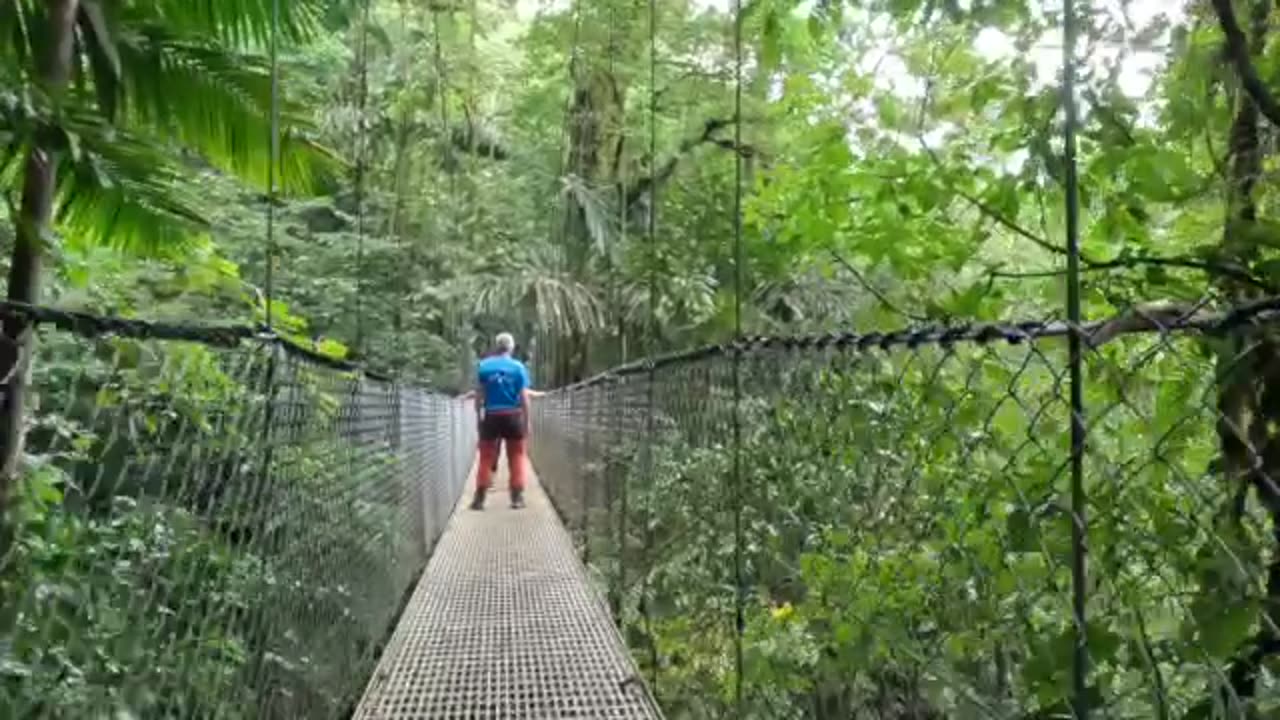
(541, 335), (1257, 718)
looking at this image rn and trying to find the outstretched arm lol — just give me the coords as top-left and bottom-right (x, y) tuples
(520, 366), (534, 435)
(471, 379), (485, 423)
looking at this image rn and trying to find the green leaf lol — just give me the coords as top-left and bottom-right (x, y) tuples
(1005, 507), (1037, 552)
(874, 95), (903, 127)
(136, 0), (321, 47)
(1022, 628), (1073, 704)
(1087, 622), (1123, 665)
(1193, 597), (1256, 660)
(1253, 257), (1280, 282)
(1128, 145), (1198, 202)
(1144, 263), (1169, 286)
(806, 14), (823, 42)
(115, 31), (341, 193)
(761, 10), (782, 70)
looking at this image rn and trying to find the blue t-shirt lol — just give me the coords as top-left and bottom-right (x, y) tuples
(477, 355), (530, 413)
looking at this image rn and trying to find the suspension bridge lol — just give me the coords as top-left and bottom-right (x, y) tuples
(4, 296), (1280, 719)
(4, 0), (1280, 713)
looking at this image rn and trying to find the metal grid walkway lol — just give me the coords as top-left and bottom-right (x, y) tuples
(352, 463), (661, 719)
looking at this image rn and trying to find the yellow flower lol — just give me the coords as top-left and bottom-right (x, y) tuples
(771, 602), (794, 622)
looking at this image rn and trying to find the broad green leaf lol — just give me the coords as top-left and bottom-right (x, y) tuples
(1005, 507), (1037, 552)
(1192, 596), (1256, 660)
(761, 10), (782, 70)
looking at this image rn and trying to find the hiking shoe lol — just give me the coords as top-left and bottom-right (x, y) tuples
(470, 490), (486, 511)
(510, 490), (525, 510)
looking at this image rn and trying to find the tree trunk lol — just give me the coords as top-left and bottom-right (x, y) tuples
(1217, 0), (1280, 711)
(0, 0), (80, 519)
(558, 64), (625, 387)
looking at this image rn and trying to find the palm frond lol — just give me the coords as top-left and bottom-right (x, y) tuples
(0, 1), (39, 78)
(112, 30), (343, 193)
(451, 258), (605, 337)
(53, 113), (209, 256)
(0, 93), (31, 187)
(560, 173), (617, 260)
(617, 267), (718, 333)
(127, 0), (323, 48)
(1, 87), (210, 257)
(3, 0), (336, 259)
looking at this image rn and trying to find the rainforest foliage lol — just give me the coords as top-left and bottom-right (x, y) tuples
(5, 0), (1280, 717)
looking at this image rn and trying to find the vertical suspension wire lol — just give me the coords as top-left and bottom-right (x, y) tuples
(431, 7), (462, 372)
(391, 0), (410, 341)
(461, 3), (479, 311)
(252, 0), (284, 700)
(583, 0), (623, 572)
(646, 0), (658, 348)
(433, 9), (453, 200)
(730, 0), (747, 709)
(610, 0), (627, 370)
(1061, 0), (1089, 717)
(353, 0), (372, 357)
(264, 0), (282, 330)
(643, 0), (661, 694)
(602, 0), (626, 622)
(572, 0), (599, 549)
(260, 0), (283, 454)
(385, 1), (408, 427)
(552, 0), (584, 388)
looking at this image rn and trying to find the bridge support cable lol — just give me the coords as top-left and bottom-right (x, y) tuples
(1059, 0), (1090, 716)
(638, 0), (661, 695)
(264, 0), (281, 331)
(251, 7), (286, 707)
(728, 0), (747, 712)
(352, 0), (373, 359)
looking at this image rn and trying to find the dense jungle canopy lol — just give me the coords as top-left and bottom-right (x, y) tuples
(6, 0), (1248, 385)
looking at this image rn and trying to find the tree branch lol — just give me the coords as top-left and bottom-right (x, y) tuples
(958, 184), (1069, 256)
(1211, 0), (1280, 128)
(1084, 87), (1137, 146)
(828, 251), (928, 322)
(1085, 254), (1271, 287)
(915, 134), (1069, 257)
(625, 116), (757, 210)
(989, 267), (1069, 280)
(990, 254), (1275, 291)
(914, 132), (1276, 290)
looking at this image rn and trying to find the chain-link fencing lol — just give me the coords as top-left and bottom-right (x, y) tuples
(531, 300), (1280, 719)
(0, 307), (474, 719)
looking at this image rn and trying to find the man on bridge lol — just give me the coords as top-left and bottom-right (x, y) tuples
(472, 332), (532, 510)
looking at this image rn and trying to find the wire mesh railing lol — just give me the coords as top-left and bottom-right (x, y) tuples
(530, 299), (1280, 719)
(0, 306), (475, 719)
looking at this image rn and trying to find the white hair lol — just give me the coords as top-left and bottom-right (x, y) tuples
(495, 332), (515, 353)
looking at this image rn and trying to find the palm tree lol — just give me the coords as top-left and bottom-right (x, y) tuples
(449, 239), (604, 385)
(0, 0), (340, 510)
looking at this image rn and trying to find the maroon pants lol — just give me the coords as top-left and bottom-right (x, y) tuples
(476, 411), (526, 492)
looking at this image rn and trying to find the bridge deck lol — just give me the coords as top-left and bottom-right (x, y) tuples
(353, 462), (660, 719)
